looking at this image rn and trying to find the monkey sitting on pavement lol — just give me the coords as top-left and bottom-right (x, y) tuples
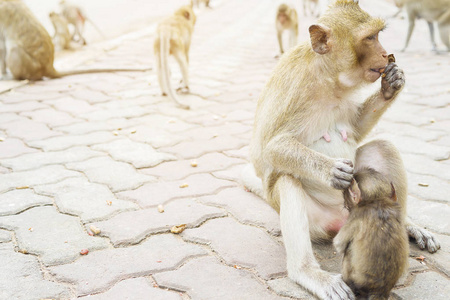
(49, 12), (71, 51)
(334, 140), (409, 300)
(154, 5), (196, 110)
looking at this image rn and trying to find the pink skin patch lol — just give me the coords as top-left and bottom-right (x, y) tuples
(340, 129), (347, 142)
(326, 219), (346, 233)
(323, 132), (331, 142)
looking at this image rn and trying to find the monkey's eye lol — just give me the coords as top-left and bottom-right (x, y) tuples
(366, 34), (377, 40)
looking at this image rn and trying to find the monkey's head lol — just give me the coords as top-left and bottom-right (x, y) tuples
(344, 169), (397, 210)
(309, 0), (388, 84)
(176, 5), (197, 26)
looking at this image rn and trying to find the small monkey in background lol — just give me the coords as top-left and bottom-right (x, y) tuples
(154, 5), (196, 110)
(303, 0), (320, 17)
(334, 141), (409, 300)
(243, 1), (440, 299)
(395, 0), (450, 51)
(49, 12), (71, 50)
(276, 4), (298, 55)
(0, 0), (149, 80)
(59, 0), (104, 45)
(191, 0), (210, 8)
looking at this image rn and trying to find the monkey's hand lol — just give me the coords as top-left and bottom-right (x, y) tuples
(329, 158), (354, 190)
(381, 63), (405, 100)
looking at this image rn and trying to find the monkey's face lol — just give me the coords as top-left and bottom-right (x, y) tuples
(278, 13), (288, 26)
(355, 32), (388, 83)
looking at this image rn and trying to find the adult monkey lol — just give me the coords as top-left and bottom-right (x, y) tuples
(243, 1), (440, 299)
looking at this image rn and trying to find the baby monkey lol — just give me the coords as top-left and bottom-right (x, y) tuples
(334, 157), (409, 299)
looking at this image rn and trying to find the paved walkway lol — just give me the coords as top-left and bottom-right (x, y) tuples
(0, 0), (449, 299)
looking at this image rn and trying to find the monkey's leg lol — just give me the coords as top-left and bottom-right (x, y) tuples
(401, 14), (415, 52)
(277, 31), (284, 54)
(173, 50), (190, 93)
(437, 22), (450, 51)
(74, 21), (86, 45)
(276, 175), (355, 300)
(426, 22), (438, 52)
(406, 218), (441, 253)
(7, 46), (43, 80)
(289, 29), (298, 49)
(0, 39), (6, 76)
(155, 55), (168, 96)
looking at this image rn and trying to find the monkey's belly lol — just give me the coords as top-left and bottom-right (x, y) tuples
(309, 131), (357, 161)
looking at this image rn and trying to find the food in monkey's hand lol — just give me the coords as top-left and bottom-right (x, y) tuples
(381, 54), (396, 77)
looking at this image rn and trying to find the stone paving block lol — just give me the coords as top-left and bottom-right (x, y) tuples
(0, 101), (48, 113)
(182, 122), (251, 140)
(407, 173), (450, 203)
(407, 196), (450, 235)
(92, 139), (176, 168)
(267, 277), (315, 300)
(44, 96), (99, 115)
(0, 229), (12, 242)
(198, 187), (281, 235)
(49, 234), (206, 296)
(1, 118), (62, 141)
(34, 177), (139, 223)
(1, 146), (104, 171)
(394, 272), (450, 300)
(0, 90), (39, 103)
(416, 233), (450, 277)
(91, 198), (225, 246)
(212, 163), (246, 183)
(118, 173), (235, 207)
(0, 189), (53, 216)
(0, 206), (109, 266)
(141, 152), (245, 180)
(223, 145), (250, 159)
(28, 131), (119, 151)
(79, 277), (182, 300)
(134, 114), (197, 133)
(0, 112), (23, 124)
(70, 89), (112, 104)
(56, 118), (138, 135)
(402, 154), (450, 181)
(124, 124), (187, 148)
(159, 135), (247, 159)
(182, 217), (286, 279)
(0, 137), (40, 159)
(21, 108), (82, 128)
(155, 256), (284, 300)
(374, 121), (446, 142)
(67, 156), (155, 192)
(0, 165), (81, 193)
(79, 104), (151, 121)
(0, 243), (71, 300)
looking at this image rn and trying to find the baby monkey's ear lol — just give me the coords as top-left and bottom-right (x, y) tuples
(349, 178), (361, 204)
(390, 183), (397, 202)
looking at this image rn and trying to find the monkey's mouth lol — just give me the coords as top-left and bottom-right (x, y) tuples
(370, 68), (384, 74)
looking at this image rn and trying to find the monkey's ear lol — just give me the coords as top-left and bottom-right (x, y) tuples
(390, 183), (397, 202)
(309, 24), (332, 55)
(184, 11), (191, 20)
(348, 179), (361, 204)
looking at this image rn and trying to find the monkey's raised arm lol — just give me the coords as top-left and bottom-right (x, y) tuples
(355, 63), (405, 143)
(263, 133), (354, 189)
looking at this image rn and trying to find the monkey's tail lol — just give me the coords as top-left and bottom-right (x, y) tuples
(46, 66), (151, 78)
(241, 163), (265, 199)
(159, 31), (189, 109)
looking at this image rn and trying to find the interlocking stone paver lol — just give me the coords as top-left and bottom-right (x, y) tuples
(118, 173), (235, 207)
(27, 131), (119, 151)
(0, 165), (81, 193)
(182, 217), (286, 279)
(1, 118), (62, 141)
(34, 177), (138, 223)
(407, 196), (450, 234)
(69, 88), (112, 104)
(375, 121), (446, 142)
(422, 234), (450, 277)
(0, 137), (39, 158)
(92, 139), (176, 168)
(0, 206), (109, 266)
(0, 101), (48, 113)
(79, 103), (152, 121)
(407, 173), (450, 203)
(21, 108), (82, 128)
(198, 187), (281, 235)
(267, 277), (315, 300)
(56, 118), (138, 135)
(67, 156), (155, 192)
(394, 272), (450, 300)
(0, 90), (40, 103)
(80, 277), (182, 300)
(90, 198), (225, 246)
(0, 229), (12, 242)
(212, 163), (246, 182)
(125, 124), (187, 148)
(0, 112), (23, 124)
(223, 145), (250, 159)
(141, 152), (245, 180)
(159, 135), (247, 159)
(0, 243), (71, 299)
(1, 146), (104, 171)
(44, 96), (99, 115)
(133, 114), (197, 133)
(181, 122), (252, 140)
(402, 153), (450, 181)
(0, 189), (53, 216)
(154, 256), (284, 300)
(49, 234), (206, 296)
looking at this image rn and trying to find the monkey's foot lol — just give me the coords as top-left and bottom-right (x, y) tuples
(323, 132), (331, 142)
(407, 224), (441, 253)
(176, 86), (190, 94)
